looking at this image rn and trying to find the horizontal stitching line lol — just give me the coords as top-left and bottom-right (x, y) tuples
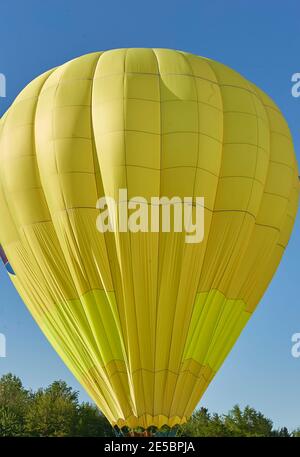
(263, 191), (290, 201)
(4, 75), (281, 112)
(108, 367), (212, 381)
(270, 159), (295, 171)
(219, 175), (264, 186)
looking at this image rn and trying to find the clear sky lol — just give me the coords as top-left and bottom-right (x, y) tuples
(0, 0), (300, 431)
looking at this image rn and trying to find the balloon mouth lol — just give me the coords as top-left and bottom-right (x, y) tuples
(114, 425), (179, 437)
(112, 414), (187, 434)
(0, 245), (15, 275)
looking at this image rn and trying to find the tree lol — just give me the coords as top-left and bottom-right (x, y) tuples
(178, 405), (283, 437)
(273, 427), (290, 437)
(223, 405), (274, 437)
(179, 407), (230, 437)
(24, 381), (79, 436)
(292, 428), (300, 437)
(0, 373), (30, 436)
(75, 402), (113, 437)
(0, 372), (298, 437)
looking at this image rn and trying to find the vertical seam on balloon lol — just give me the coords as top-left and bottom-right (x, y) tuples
(24, 71), (85, 311)
(188, 69), (258, 378)
(0, 72), (56, 244)
(179, 58), (225, 376)
(47, 61), (112, 371)
(122, 48), (142, 419)
(181, 295), (228, 419)
(91, 50), (138, 420)
(46, 64), (96, 301)
(47, 64), (104, 358)
(35, 60), (119, 421)
(151, 48), (164, 422)
(166, 50), (202, 420)
(91, 55), (127, 332)
(0, 116), (22, 252)
(178, 62), (250, 407)
(178, 52), (200, 202)
(88, 54), (131, 399)
(90, 53), (104, 202)
(195, 58), (224, 288)
(189, 63), (249, 365)
(238, 83), (288, 308)
(57, 55), (128, 420)
(191, 63), (227, 356)
(252, 88), (298, 238)
(24, 70), (108, 411)
(122, 48), (140, 419)
(199, 78), (262, 331)
(209, 305), (249, 371)
(227, 81), (267, 306)
(90, 52), (132, 403)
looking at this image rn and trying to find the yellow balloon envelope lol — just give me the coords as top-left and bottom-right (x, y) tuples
(0, 49), (299, 430)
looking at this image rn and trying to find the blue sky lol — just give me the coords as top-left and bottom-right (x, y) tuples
(0, 0), (300, 430)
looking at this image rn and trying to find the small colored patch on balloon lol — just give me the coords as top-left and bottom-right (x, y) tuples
(0, 245), (15, 275)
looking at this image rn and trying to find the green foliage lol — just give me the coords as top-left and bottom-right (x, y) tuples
(0, 373), (298, 437)
(223, 405), (273, 437)
(0, 373), (30, 436)
(179, 405), (294, 438)
(75, 402), (113, 437)
(24, 381), (79, 436)
(179, 408), (230, 437)
(292, 428), (300, 437)
(0, 373), (114, 437)
(273, 427), (290, 437)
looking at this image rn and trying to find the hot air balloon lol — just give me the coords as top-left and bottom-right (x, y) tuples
(0, 49), (298, 434)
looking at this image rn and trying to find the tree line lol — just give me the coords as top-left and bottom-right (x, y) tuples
(0, 373), (299, 437)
